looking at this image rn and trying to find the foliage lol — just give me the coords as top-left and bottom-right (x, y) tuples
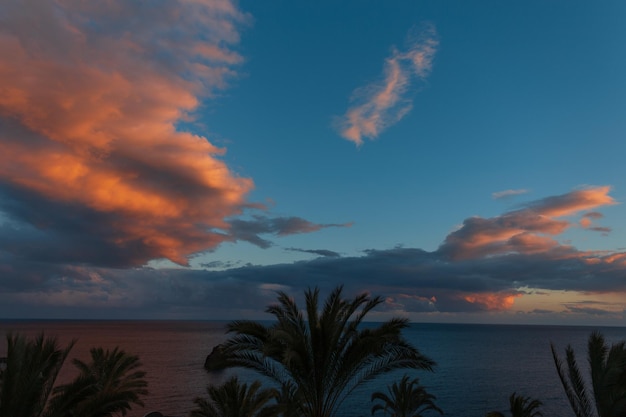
(223, 285), (435, 417)
(508, 393), (543, 417)
(486, 393), (542, 417)
(0, 333), (74, 417)
(551, 331), (626, 417)
(190, 376), (279, 417)
(0, 333), (147, 417)
(47, 346), (148, 417)
(370, 374), (442, 417)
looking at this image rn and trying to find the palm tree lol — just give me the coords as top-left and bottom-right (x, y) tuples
(509, 393), (543, 417)
(190, 376), (279, 417)
(486, 393), (542, 417)
(47, 346), (148, 417)
(0, 333), (147, 417)
(370, 374), (442, 417)
(0, 333), (74, 417)
(223, 285), (435, 417)
(551, 331), (626, 417)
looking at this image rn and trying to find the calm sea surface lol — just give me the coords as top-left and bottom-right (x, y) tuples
(1, 320), (625, 417)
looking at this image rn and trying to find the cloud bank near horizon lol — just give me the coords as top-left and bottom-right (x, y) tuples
(339, 25), (438, 146)
(2, 186), (624, 322)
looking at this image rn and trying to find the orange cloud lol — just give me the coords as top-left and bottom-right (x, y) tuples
(463, 292), (522, 311)
(339, 25), (438, 146)
(439, 186), (616, 261)
(0, 0), (253, 266)
(530, 186), (616, 217)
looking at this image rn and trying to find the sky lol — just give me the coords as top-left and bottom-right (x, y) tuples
(1, 0), (626, 325)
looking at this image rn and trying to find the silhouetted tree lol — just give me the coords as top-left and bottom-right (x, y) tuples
(190, 376), (279, 417)
(0, 333), (147, 417)
(486, 393), (542, 417)
(223, 285), (435, 417)
(0, 333), (74, 417)
(551, 331), (626, 417)
(47, 346), (148, 417)
(370, 374), (442, 417)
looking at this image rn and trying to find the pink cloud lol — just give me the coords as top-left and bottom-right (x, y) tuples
(0, 0), (253, 265)
(579, 211), (610, 233)
(462, 292), (522, 311)
(526, 186), (616, 217)
(439, 186), (616, 261)
(338, 25), (438, 146)
(492, 189), (529, 199)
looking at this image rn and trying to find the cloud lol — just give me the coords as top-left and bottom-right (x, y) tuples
(438, 186), (616, 261)
(286, 248), (342, 258)
(530, 309), (554, 314)
(0, 0), (255, 267)
(583, 212), (604, 220)
(492, 189), (530, 199)
(338, 25), (438, 146)
(1, 186), (625, 320)
(0, 0), (335, 269)
(383, 294), (438, 313)
(579, 211), (611, 233)
(564, 305), (615, 316)
(227, 216), (352, 249)
(199, 260), (249, 270)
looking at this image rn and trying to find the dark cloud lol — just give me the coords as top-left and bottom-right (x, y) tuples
(4, 237), (625, 319)
(530, 309), (554, 314)
(1, 186), (625, 320)
(286, 248), (342, 258)
(564, 305), (614, 316)
(199, 260), (249, 269)
(227, 215), (351, 248)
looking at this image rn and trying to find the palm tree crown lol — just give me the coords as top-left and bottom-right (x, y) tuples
(47, 346), (148, 417)
(0, 333), (147, 417)
(223, 285), (435, 417)
(551, 331), (626, 417)
(370, 374), (442, 417)
(486, 393), (543, 417)
(190, 376), (279, 417)
(0, 333), (74, 417)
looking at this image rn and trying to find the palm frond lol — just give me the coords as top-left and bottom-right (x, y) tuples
(219, 285), (435, 417)
(0, 333), (74, 417)
(508, 392), (543, 417)
(49, 346), (147, 417)
(190, 376), (279, 417)
(371, 374), (442, 417)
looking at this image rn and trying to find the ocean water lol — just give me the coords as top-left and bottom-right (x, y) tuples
(1, 320), (625, 417)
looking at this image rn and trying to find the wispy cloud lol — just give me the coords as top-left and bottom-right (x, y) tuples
(579, 211), (611, 233)
(338, 25), (438, 146)
(492, 189), (530, 199)
(227, 216), (352, 249)
(286, 248), (342, 258)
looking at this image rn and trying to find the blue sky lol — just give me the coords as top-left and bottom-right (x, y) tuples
(1, 0), (626, 324)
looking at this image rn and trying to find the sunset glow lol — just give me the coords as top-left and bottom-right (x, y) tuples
(1, 0), (626, 325)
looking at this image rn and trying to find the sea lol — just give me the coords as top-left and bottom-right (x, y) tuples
(1, 320), (625, 417)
